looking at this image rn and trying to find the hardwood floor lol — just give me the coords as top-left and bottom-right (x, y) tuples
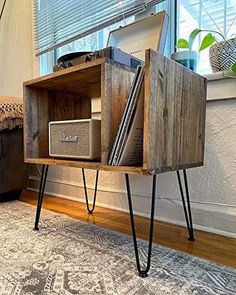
(20, 190), (236, 269)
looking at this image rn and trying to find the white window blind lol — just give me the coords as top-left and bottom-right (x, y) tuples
(34, 0), (165, 56)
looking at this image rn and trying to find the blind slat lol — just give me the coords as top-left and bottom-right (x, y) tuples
(34, 0), (164, 56)
(35, 3), (138, 35)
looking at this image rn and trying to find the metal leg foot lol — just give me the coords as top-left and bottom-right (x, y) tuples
(125, 173), (157, 278)
(176, 169), (195, 241)
(34, 165), (49, 231)
(82, 169), (99, 214)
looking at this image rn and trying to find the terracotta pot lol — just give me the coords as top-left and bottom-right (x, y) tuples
(171, 51), (198, 72)
(209, 38), (236, 72)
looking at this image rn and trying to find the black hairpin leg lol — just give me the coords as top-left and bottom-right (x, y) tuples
(34, 165), (49, 231)
(125, 173), (157, 278)
(176, 169), (195, 241)
(82, 168), (99, 214)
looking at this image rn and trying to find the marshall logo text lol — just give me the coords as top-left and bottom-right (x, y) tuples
(59, 133), (78, 142)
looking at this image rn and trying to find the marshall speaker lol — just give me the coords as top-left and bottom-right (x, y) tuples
(49, 119), (101, 160)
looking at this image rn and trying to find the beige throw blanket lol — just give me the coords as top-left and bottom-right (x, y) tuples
(0, 96), (23, 131)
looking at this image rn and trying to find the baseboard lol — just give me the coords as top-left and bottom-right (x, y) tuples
(28, 176), (236, 239)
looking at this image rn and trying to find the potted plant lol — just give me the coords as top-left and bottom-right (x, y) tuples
(172, 2), (236, 73)
(210, 38), (236, 72)
(171, 29), (225, 72)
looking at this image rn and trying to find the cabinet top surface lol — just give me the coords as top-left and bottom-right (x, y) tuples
(24, 58), (106, 86)
(24, 57), (135, 88)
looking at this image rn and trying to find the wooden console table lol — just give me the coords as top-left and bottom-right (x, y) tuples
(23, 49), (207, 277)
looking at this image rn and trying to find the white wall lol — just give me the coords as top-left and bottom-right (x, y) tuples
(0, 0), (34, 97)
(1, 0), (235, 238)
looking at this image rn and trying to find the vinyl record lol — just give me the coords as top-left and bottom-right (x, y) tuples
(57, 52), (92, 63)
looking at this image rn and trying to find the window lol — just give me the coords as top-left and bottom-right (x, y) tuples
(39, 17), (134, 75)
(56, 17), (135, 64)
(177, 0), (236, 74)
(39, 1), (172, 75)
(38, 0), (235, 75)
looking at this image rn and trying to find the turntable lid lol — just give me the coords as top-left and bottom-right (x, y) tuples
(107, 11), (169, 61)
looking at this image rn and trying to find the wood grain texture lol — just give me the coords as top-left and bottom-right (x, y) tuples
(143, 49), (207, 173)
(24, 59), (104, 98)
(20, 190), (236, 269)
(24, 87), (49, 158)
(24, 89), (91, 159)
(24, 53), (206, 175)
(24, 58), (135, 166)
(48, 92), (91, 122)
(101, 62), (135, 164)
(24, 157), (146, 175)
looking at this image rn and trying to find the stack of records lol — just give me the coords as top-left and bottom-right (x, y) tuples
(109, 65), (144, 166)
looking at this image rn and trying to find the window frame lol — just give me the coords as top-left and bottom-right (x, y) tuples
(39, 0), (234, 75)
(39, 1), (178, 75)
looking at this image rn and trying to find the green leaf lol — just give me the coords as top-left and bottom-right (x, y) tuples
(176, 39), (189, 49)
(199, 33), (216, 51)
(231, 62), (236, 73)
(189, 29), (201, 49)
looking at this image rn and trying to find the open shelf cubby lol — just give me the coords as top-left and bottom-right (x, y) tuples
(24, 49), (207, 175)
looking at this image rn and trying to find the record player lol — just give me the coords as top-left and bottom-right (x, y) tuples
(53, 47), (143, 71)
(53, 11), (169, 72)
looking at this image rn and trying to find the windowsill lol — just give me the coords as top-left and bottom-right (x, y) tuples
(204, 71), (236, 102)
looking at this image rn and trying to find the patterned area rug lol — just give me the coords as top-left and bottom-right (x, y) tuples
(0, 201), (235, 295)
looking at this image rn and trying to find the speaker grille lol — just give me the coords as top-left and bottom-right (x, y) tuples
(50, 121), (90, 157)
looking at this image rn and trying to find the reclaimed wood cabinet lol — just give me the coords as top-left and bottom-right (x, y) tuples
(23, 49), (207, 277)
(24, 49), (206, 175)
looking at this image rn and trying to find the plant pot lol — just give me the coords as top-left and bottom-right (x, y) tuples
(209, 38), (236, 72)
(171, 51), (198, 72)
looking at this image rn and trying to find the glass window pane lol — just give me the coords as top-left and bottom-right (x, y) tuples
(55, 17), (134, 59)
(177, 0), (236, 74)
(40, 2), (171, 74)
